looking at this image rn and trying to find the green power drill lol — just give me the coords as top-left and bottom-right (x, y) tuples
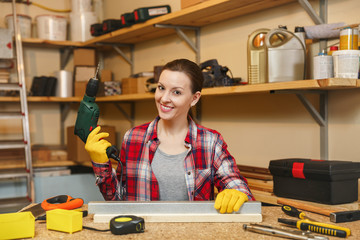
(74, 64), (122, 168)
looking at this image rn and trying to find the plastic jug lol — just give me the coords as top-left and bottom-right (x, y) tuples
(265, 27), (306, 82)
(247, 28), (270, 84)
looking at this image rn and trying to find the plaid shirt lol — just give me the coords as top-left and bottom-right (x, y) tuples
(92, 117), (255, 201)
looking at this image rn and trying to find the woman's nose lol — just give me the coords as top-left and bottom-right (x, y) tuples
(161, 90), (171, 102)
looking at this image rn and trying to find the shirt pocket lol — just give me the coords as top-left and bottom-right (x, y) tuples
(194, 168), (212, 200)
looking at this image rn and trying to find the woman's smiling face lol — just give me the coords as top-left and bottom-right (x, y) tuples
(155, 69), (200, 122)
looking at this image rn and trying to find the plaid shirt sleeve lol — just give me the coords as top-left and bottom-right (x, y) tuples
(212, 132), (255, 201)
(92, 160), (123, 200)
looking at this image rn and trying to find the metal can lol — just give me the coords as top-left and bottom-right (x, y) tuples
(313, 52), (333, 79)
(340, 27), (358, 50)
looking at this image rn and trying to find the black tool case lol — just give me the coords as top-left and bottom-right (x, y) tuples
(133, 5), (171, 23)
(269, 158), (360, 205)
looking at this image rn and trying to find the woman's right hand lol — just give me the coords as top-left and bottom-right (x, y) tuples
(85, 126), (112, 163)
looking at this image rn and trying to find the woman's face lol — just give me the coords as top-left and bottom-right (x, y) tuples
(155, 70), (200, 122)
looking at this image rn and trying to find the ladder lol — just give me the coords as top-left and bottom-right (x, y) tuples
(0, 0), (34, 212)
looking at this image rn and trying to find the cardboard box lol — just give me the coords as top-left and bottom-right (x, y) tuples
(101, 69), (112, 82)
(67, 125), (116, 164)
(121, 77), (148, 94)
(74, 66), (96, 82)
(73, 48), (96, 66)
(181, 0), (208, 9)
(104, 81), (121, 96)
(74, 81), (104, 97)
(269, 158), (360, 204)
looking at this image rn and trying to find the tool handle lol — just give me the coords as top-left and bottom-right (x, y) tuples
(298, 220), (350, 238)
(277, 198), (335, 216)
(41, 195), (84, 211)
(281, 205), (305, 219)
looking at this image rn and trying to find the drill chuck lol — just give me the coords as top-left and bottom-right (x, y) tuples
(86, 78), (99, 97)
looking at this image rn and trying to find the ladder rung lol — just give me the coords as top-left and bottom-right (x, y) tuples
(0, 112), (23, 119)
(0, 141), (26, 150)
(0, 83), (21, 91)
(0, 169), (31, 179)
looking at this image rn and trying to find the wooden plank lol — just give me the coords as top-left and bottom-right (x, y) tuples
(93, 213), (262, 223)
(247, 179), (273, 193)
(241, 172), (273, 180)
(238, 165), (271, 175)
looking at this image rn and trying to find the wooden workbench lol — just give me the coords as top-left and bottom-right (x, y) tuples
(32, 205), (359, 239)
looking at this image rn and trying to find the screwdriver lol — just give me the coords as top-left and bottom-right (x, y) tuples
(278, 218), (351, 238)
(282, 205), (316, 222)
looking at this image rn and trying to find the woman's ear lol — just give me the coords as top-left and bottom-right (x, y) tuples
(191, 91), (201, 107)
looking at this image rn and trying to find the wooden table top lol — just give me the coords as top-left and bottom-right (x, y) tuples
(31, 205), (359, 240)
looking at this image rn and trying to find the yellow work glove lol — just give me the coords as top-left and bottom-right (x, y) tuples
(214, 189), (248, 214)
(85, 126), (112, 163)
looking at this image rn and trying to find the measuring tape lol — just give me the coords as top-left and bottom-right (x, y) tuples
(110, 215), (145, 235)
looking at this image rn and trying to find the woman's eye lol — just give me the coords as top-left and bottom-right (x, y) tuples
(173, 90), (181, 95)
(158, 85), (164, 90)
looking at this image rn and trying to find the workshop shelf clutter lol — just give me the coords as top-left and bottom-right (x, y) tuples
(1, 0), (360, 238)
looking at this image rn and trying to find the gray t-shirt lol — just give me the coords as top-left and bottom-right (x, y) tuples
(151, 148), (188, 200)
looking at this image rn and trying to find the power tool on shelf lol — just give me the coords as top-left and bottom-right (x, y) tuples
(74, 63), (124, 198)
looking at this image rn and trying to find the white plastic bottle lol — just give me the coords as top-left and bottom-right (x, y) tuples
(266, 26), (306, 82)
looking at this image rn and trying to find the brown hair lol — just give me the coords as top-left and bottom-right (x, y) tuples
(161, 59), (204, 93)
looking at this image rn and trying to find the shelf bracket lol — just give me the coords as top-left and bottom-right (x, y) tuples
(113, 102), (135, 128)
(96, 43), (135, 75)
(298, 0), (328, 52)
(154, 24), (201, 64)
(272, 90), (328, 160)
(60, 103), (71, 146)
(60, 47), (74, 70)
(297, 0), (325, 25)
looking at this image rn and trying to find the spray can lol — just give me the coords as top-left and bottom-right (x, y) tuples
(313, 52), (333, 79)
(340, 27), (358, 50)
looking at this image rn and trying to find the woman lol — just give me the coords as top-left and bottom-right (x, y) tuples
(85, 59), (254, 214)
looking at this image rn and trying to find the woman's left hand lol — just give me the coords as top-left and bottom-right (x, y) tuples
(214, 189), (248, 214)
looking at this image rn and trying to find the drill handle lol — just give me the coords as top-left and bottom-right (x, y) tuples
(106, 145), (120, 162)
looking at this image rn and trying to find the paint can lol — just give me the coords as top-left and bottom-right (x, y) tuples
(36, 15), (67, 41)
(340, 27), (358, 50)
(5, 14), (32, 38)
(333, 50), (360, 79)
(313, 52), (333, 79)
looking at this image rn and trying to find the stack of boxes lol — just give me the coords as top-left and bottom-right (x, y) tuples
(73, 48), (97, 97)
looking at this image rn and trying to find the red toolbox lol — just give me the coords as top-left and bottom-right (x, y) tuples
(269, 158), (360, 205)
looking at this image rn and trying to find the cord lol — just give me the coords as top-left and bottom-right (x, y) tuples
(107, 146), (124, 200)
(0, 0), (71, 13)
(83, 226), (110, 232)
(31, 2), (71, 13)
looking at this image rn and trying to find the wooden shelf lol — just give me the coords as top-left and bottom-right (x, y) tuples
(0, 79), (358, 103)
(0, 160), (76, 170)
(17, 0), (297, 48)
(82, 0), (296, 45)
(0, 96), (82, 103)
(22, 38), (84, 48)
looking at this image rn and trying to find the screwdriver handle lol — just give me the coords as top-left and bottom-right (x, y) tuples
(282, 205), (305, 219)
(298, 219), (350, 238)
